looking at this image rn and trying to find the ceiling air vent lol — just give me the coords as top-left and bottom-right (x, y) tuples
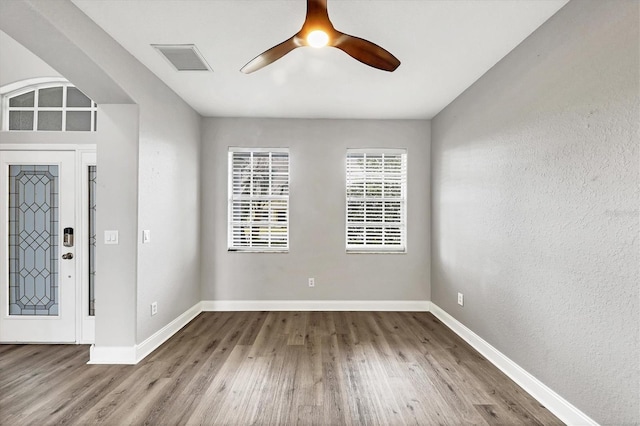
(152, 44), (212, 71)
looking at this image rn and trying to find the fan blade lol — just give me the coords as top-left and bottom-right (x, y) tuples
(332, 33), (400, 72)
(240, 37), (301, 74)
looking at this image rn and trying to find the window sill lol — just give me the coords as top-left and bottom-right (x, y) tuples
(228, 248), (289, 254)
(346, 249), (407, 254)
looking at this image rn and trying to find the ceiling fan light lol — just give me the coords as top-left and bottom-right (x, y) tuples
(307, 30), (329, 48)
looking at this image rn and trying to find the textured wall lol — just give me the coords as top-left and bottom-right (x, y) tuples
(201, 118), (430, 302)
(431, 1), (639, 424)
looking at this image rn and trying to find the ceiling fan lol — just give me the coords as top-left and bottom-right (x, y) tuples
(240, 0), (401, 74)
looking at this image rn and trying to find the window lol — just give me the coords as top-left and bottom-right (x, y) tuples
(228, 148), (289, 251)
(2, 82), (97, 131)
(346, 149), (407, 252)
(88, 165), (97, 316)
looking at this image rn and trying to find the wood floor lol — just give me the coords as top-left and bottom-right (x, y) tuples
(0, 312), (562, 425)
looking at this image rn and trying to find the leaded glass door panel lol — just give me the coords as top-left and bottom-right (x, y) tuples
(0, 150), (76, 342)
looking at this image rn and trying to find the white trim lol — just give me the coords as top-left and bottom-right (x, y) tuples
(134, 302), (202, 363)
(346, 148), (408, 154)
(87, 302), (202, 365)
(86, 300), (429, 364)
(228, 147), (289, 153)
(346, 249), (408, 254)
(201, 300), (430, 312)
(345, 148), (408, 252)
(429, 303), (599, 426)
(0, 77), (69, 95)
(88, 344), (136, 365)
(227, 148), (290, 252)
(74, 149), (83, 343)
(78, 150), (96, 344)
(0, 144), (97, 151)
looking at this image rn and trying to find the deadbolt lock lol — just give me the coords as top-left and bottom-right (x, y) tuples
(62, 253), (74, 260)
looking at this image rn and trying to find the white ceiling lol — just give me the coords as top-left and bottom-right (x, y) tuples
(71, 0), (568, 120)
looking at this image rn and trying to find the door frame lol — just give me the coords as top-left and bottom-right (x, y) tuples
(0, 144), (97, 344)
(79, 150), (96, 344)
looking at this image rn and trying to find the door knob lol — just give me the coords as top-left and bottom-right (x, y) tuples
(62, 253), (74, 260)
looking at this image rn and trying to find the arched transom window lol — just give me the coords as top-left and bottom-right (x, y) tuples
(2, 81), (97, 132)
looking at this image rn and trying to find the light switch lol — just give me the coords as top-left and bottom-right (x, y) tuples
(104, 230), (119, 245)
(143, 230), (151, 244)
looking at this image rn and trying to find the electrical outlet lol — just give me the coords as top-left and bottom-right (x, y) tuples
(151, 302), (158, 316)
(457, 292), (464, 306)
(308, 278), (315, 287)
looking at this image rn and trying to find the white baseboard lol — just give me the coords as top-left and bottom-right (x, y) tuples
(135, 301), (202, 363)
(201, 299), (430, 312)
(87, 300), (428, 364)
(88, 301), (203, 365)
(429, 303), (598, 426)
(88, 344), (136, 364)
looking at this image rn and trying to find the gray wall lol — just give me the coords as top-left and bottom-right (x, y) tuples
(0, 30), (61, 86)
(0, 0), (202, 346)
(201, 118), (430, 302)
(431, 1), (639, 424)
(94, 104), (140, 347)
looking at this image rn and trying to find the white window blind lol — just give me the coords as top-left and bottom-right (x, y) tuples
(228, 148), (289, 251)
(346, 149), (407, 252)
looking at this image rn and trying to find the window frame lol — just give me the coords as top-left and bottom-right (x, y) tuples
(1, 81), (97, 132)
(345, 148), (408, 254)
(227, 147), (290, 253)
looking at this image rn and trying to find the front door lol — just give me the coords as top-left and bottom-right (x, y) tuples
(0, 150), (77, 342)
